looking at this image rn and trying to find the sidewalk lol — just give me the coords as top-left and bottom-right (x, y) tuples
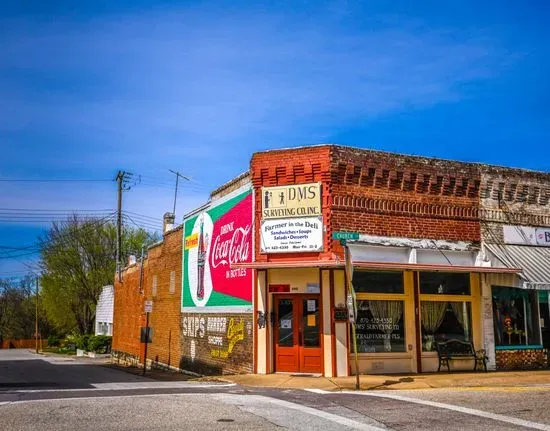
(33, 350), (550, 391)
(217, 369), (550, 391)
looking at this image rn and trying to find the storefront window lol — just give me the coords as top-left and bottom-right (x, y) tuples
(353, 271), (404, 294)
(420, 272), (470, 295)
(353, 300), (406, 353)
(492, 286), (540, 346)
(540, 291), (550, 350)
(421, 302), (471, 351)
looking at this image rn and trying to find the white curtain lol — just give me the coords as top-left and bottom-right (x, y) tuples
(450, 302), (470, 341)
(421, 301), (447, 334)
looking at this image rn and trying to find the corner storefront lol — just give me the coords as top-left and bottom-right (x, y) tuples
(245, 145), (523, 376)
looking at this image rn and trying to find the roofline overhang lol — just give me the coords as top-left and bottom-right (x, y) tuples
(232, 260), (521, 273)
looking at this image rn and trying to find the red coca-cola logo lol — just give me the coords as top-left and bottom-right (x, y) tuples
(208, 194), (252, 302)
(211, 224), (251, 269)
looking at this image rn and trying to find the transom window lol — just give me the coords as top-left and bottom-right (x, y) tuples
(353, 271), (404, 294)
(420, 272), (470, 295)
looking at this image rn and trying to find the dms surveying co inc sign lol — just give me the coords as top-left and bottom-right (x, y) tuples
(182, 185), (253, 313)
(260, 182), (323, 253)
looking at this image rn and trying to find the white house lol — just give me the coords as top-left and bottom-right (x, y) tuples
(95, 285), (114, 336)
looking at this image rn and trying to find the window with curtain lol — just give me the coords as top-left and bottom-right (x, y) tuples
(354, 300), (406, 353)
(492, 286), (540, 347)
(421, 302), (471, 351)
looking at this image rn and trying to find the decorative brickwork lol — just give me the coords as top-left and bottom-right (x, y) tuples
(480, 167), (550, 233)
(180, 313), (253, 375)
(495, 349), (548, 370)
(328, 146), (482, 245)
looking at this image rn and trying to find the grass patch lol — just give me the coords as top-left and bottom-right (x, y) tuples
(42, 346), (76, 355)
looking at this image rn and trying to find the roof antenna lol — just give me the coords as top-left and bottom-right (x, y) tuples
(168, 170), (190, 219)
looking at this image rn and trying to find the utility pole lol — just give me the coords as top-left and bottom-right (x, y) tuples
(143, 311), (149, 376)
(115, 171), (134, 282)
(35, 276), (39, 354)
(168, 170), (189, 218)
(116, 171), (123, 282)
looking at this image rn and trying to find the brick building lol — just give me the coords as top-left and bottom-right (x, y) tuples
(112, 144), (549, 376)
(240, 145), (548, 375)
(478, 166), (550, 370)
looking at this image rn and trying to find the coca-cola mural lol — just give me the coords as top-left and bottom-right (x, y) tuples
(182, 187), (253, 311)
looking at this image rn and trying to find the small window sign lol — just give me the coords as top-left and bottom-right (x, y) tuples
(307, 283), (320, 293)
(280, 319), (292, 329)
(334, 307), (348, 322)
(144, 300), (153, 313)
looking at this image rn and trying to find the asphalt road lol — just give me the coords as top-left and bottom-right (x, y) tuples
(1, 349), (550, 430)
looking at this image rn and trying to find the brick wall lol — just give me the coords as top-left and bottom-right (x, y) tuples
(112, 263), (144, 362)
(180, 313), (253, 375)
(329, 146), (482, 248)
(142, 227), (183, 370)
(496, 349), (548, 370)
(112, 227), (182, 370)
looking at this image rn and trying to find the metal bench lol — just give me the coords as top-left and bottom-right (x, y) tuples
(435, 339), (488, 372)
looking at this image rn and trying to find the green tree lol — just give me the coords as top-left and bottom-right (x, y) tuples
(40, 216), (157, 334)
(0, 276), (52, 345)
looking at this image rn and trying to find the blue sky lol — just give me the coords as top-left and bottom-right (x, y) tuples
(1, 1), (549, 276)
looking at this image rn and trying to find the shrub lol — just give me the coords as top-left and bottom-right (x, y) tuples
(47, 334), (61, 347)
(87, 335), (112, 354)
(75, 334), (90, 351)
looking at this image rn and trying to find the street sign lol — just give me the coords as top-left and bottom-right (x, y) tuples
(332, 232), (359, 240)
(332, 232), (359, 245)
(144, 300), (153, 313)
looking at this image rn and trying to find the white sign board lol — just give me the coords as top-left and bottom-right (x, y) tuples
(536, 228), (550, 246)
(503, 225), (550, 247)
(260, 216), (323, 253)
(261, 183), (322, 220)
(144, 300), (153, 313)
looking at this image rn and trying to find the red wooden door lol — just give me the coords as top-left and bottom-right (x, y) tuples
(274, 296), (322, 374)
(299, 297), (323, 373)
(274, 297), (299, 372)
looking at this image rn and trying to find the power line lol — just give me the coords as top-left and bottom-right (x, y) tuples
(122, 211), (161, 222)
(122, 215), (161, 231)
(0, 209), (113, 213)
(0, 179), (112, 182)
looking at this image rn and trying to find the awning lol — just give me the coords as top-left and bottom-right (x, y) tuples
(231, 260), (342, 270)
(231, 260), (520, 273)
(485, 243), (550, 290)
(352, 261), (520, 273)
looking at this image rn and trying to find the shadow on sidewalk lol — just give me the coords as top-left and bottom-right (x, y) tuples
(102, 362), (198, 382)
